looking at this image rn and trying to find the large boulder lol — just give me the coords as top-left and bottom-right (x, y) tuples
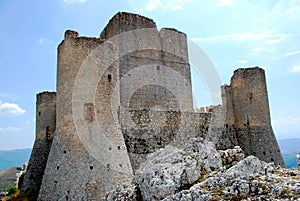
(135, 138), (222, 201)
(218, 146), (245, 167)
(226, 155), (267, 179)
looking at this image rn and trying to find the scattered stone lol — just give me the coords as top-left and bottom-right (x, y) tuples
(218, 146), (245, 168)
(227, 156), (267, 179)
(103, 140), (300, 201)
(101, 182), (141, 201)
(135, 138), (222, 201)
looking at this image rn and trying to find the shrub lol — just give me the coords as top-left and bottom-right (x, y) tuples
(6, 185), (19, 196)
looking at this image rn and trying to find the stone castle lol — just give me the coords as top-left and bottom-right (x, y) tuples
(21, 12), (285, 200)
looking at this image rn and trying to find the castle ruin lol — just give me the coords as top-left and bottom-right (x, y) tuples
(22, 12), (285, 200)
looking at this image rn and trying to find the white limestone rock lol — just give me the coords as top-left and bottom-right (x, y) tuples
(135, 138), (222, 201)
(101, 182), (141, 201)
(218, 145), (245, 167)
(227, 155), (267, 179)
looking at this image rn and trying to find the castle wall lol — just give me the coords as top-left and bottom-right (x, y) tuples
(206, 68), (284, 167)
(206, 84), (238, 150)
(230, 67), (285, 166)
(100, 12), (157, 40)
(22, 92), (56, 201)
(100, 12), (193, 111)
(120, 107), (211, 171)
(206, 105), (238, 150)
(38, 30), (133, 200)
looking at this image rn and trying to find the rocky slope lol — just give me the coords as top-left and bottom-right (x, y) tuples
(103, 138), (300, 201)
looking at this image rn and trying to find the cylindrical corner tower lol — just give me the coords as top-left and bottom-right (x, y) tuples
(230, 67), (285, 166)
(38, 25), (133, 200)
(22, 91), (56, 201)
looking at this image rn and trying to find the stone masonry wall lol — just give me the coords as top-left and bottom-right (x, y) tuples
(100, 12), (193, 112)
(22, 92), (56, 201)
(230, 67), (285, 166)
(120, 107), (211, 171)
(38, 29), (133, 201)
(206, 105), (238, 150)
(206, 67), (284, 167)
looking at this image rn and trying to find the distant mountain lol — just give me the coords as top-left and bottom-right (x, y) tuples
(0, 167), (20, 192)
(0, 148), (32, 171)
(278, 138), (300, 168)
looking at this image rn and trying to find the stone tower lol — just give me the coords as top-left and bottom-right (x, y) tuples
(208, 67), (285, 166)
(231, 67), (284, 166)
(38, 30), (133, 200)
(37, 12), (200, 200)
(22, 92), (56, 200)
(99, 12), (193, 111)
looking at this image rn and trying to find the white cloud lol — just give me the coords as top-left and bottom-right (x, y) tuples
(63, 0), (87, 4)
(290, 65), (300, 73)
(0, 101), (26, 116)
(284, 49), (300, 56)
(250, 47), (262, 52)
(0, 127), (20, 133)
(171, 5), (183, 11)
(273, 115), (300, 127)
(38, 38), (53, 45)
(192, 31), (290, 43)
(140, 0), (191, 12)
(145, 0), (162, 11)
(264, 39), (282, 45)
(217, 0), (234, 7)
(237, 60), (248, 65)
(273, 115), (300, 139)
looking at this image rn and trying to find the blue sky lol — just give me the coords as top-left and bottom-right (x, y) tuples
(0, 0), (299, 150)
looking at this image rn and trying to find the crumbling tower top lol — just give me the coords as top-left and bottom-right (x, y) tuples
(100, 12), (157, 39)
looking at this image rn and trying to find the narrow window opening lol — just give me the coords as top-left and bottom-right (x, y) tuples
(248, 92), (253, 103)
(119, 164), (122, 168)
(271, 158), (274, 162)
(38, 111), (41, 116)
(156, 65), (160, 70)
(246, 115), (250, 126)
(263, 151), (266, 155)
(64, 150), (66, 154)
(46, 126), (51, 138)
(84, 103), (94, 122)
(57, 166), (60, 170)
(90, 166), (93, 170)
(117, 146), (121, 150)
(108, 74), (112, 82)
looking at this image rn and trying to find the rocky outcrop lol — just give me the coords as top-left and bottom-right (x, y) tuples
(101, 182), (142, 201)
(103, 138), (300, 201)
(218, 146), (244, 168)
(135, 138), (222, 201)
